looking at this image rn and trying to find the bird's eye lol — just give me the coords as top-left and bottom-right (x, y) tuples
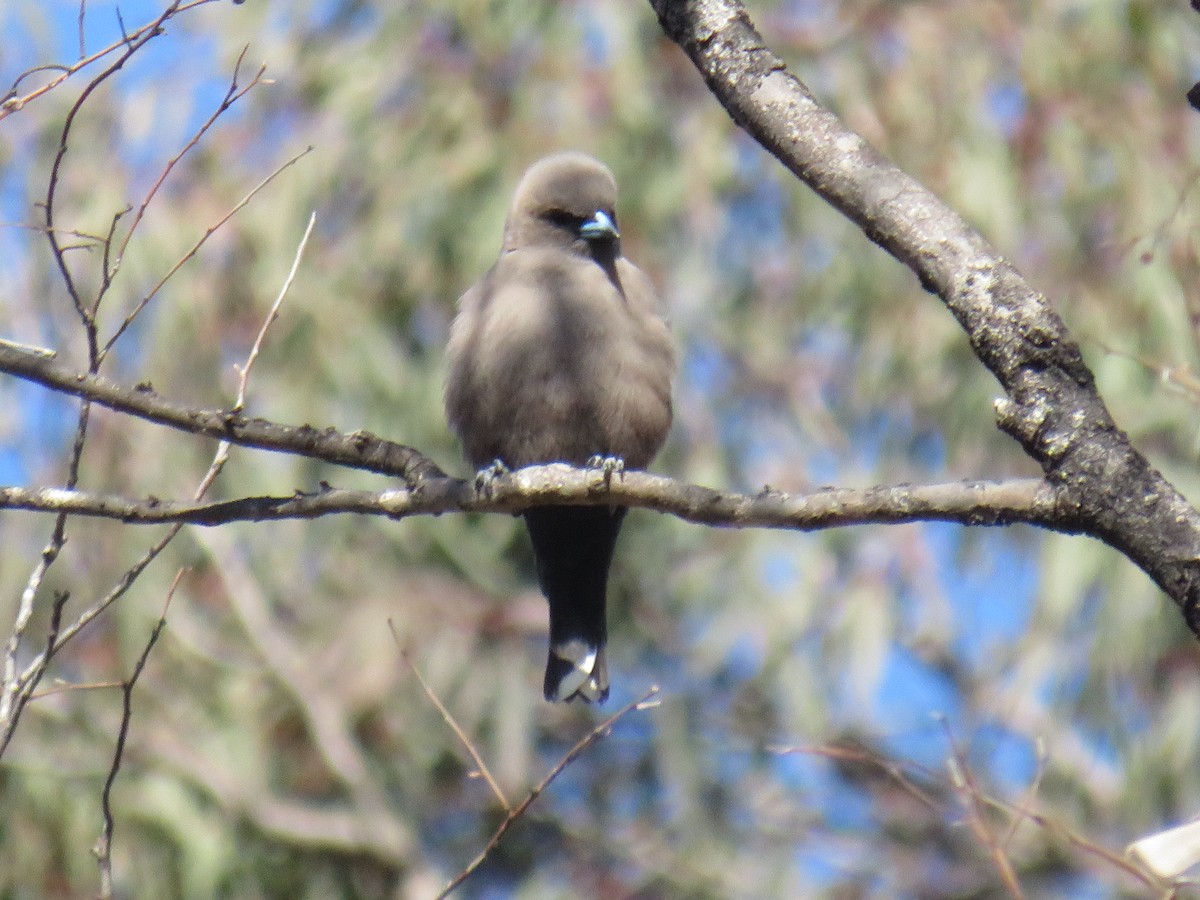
(543, 210), (585, 231)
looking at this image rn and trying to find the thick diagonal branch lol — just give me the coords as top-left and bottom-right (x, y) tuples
(649, 0), (1200, 633)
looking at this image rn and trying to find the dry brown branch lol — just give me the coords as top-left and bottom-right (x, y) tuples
(89, 46), (269, 359)
(0, 338), (444, 482)
(945, 735), (1024, 898)
(1, 0), (228, 760)
(0, 0), (219, 121)
(94, 570), (180, 899)
(775, 739), (1164, 892)
(233, 211), (316, 410)
(438, 686), (661, 899)
(102, 144), (311, 355)
(0, 211), (315, 756)
(393, 625), (512, 812)
(44, 1), (188, 338)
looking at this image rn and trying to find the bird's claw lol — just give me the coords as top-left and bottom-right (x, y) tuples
(586, 454), (625, 488)
(474, 459), (509, 496)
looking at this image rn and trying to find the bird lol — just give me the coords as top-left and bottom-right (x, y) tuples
(444, 152), (675, 703)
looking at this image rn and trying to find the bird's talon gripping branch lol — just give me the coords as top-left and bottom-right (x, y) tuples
(474, 459), (509, 496)
(587, 454), (626, 488)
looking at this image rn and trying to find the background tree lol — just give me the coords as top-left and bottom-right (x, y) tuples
(3, 0), (1200, 896)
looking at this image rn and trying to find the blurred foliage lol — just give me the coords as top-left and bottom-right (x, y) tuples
(3, 0), (1200, 896)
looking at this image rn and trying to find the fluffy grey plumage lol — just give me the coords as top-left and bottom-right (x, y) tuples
(445, 152), (675, 702)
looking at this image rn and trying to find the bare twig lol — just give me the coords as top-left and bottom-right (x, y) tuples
(1003, 738), (1047, 848)
(233, 211), (316, 411)
(944, 736), (1024, 898)
(391, 622), (511, 812)
(1, 1), (189, 757)
(0, 591), (68, 757)
(7, 7), (197, 726)
(774, 740), (1160, 891)
(0, 221), (110, 246)
(94, 570), (180, 899)
(0, 0), (219, 120)
(1, 217), (314, 753)
(96, 46), (270, 350)
(0, 394), (92, 750)
(103, 145), (313, 354)
(44, 1), (185, 339)
(31, 680), (125, 698)
(438, 686), (661, 899)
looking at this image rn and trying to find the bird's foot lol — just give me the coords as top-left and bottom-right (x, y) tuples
(474, 459), (509, 497)
(586, 454), (625, 488)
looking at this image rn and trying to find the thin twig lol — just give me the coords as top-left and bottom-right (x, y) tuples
(103, 145), (313, 354)
(775, 739), (1160, 892)
(5, 212), (314, 736)
(21, 12), (180, 677)
(77, 0), (87, 58)
(0, 0), (177, 748)
(0, 591), (67, 757)
(1002, 737), (1047, 847)
(232, 211), (315, 411)
(94, 570), (180, 899)
(31, 679), (124, 698)
(0, 396), (92, 751)
(0, 0), (218, 120)
(97, 46), (269, 347)
(0, 221), (109, 245)
(438, 686), (661, 899)
(946, 749), (1025, 898)
(391, 622), (511, 812)
(45, 1), (184, 340)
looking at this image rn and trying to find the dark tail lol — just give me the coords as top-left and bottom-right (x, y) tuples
(523, 505), (627, 703)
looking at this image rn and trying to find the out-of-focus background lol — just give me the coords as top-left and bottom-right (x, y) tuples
(3, 0), (1200, 896)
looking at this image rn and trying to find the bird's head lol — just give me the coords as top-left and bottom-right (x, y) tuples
(503, 151), (622, 257)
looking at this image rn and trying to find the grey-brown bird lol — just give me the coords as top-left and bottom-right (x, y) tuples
(445, 152), (675, 702)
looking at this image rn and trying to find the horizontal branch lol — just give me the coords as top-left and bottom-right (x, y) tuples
(0, 468), (1061, 532)
(0, 338), (444, 484)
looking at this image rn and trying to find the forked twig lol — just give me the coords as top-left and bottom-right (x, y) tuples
(0, 0), (219, 121)
(44, 1), (186, 337)
(93, 570), (182, 899)
(103, 145), (313, 354)
(97, 45), (269, 345)
(438, 686), (661, 899)
(774, 739), (1160, 891)
(1, 212), (314, 755)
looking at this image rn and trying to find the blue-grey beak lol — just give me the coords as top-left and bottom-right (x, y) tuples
(579, 209), (619, 241)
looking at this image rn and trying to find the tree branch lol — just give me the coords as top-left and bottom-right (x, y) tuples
(0, 468), (1060, 532)
(649, 0), (1200, 634)
(0, 338), (444, 484)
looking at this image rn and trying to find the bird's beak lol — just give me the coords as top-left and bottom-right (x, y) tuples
(579, 209), (620, 241)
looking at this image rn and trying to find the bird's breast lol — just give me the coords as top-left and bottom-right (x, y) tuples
(448, 252), (674, 470)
